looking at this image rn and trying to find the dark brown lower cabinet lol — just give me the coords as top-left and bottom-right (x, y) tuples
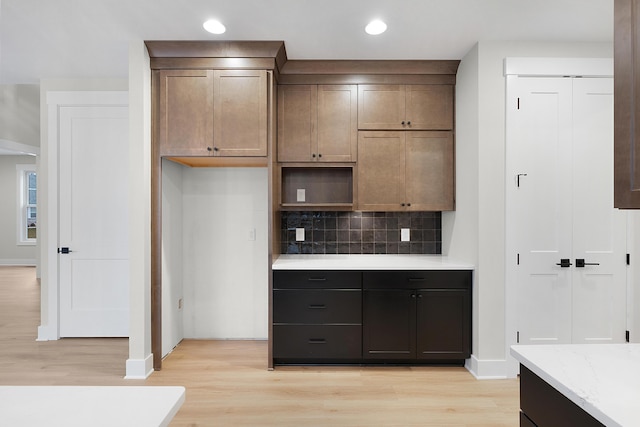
(519, 365), (604, 427)
(362, 271), (471, 363)
(272, 269), (471, 365)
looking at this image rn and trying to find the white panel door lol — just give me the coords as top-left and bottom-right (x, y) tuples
(512, 77), (626, 346)
(513, 78), (574, 345)
(58, 105), (129, 337)
(571, 78), (627, 343)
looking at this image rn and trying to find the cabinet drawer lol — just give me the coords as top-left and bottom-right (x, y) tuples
(274, 289), (361, 324)
(274, 270), (362, 289)
(363, 270), (471, 289)
(273, 325), (362, 360)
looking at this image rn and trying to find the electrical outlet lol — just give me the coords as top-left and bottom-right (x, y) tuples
(401, 228), (410, 242)
(248, 228), (256, 241)
(296, 188), (306, 202)
(296, 228), (305, 241)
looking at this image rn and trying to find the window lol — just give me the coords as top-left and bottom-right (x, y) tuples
(17, 164), (37, 245)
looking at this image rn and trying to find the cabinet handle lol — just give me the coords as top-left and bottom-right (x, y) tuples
(308, 338), (326, 344)
(308, 304), (326, 309)
(408, 278), (426, 282)
(307, 277), (327, 282)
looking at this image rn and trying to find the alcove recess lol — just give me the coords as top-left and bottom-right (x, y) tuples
(280, 165), (355, 211)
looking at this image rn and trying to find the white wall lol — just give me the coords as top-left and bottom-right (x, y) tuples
(0, 155), (37, 264)
(161, 159), (184, 356)
(448, 41), (614, 378)
(0, 84), (40, 149)
(182, 167), (269, 339)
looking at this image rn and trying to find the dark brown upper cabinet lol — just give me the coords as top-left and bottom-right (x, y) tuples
(614, 0), (640, 208)
(358, 85), (454, 131)
(278, 84), (357, 162)
(158, 69), (267, 157)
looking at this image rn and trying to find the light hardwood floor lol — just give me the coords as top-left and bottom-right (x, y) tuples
(0, 266), (519, 426)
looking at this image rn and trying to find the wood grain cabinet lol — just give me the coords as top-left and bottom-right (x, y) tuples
(272, 270), (362, 363)
(362, 270), (471, 363)
(357, 131), (454, 211)
(278, 84), (357, 162)
(158, 69), (267, 157)
(614, 0), (640, 208)
(358, 84), (453, 130)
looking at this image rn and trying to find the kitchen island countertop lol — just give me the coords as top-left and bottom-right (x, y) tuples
(511, 344), (640, 427)
(272, 254), (474, 270)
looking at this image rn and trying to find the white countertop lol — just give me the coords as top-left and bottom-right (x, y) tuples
(272, 254), (474, 270)
(511, 344), (640, 427)
(0, 386), (185, 427)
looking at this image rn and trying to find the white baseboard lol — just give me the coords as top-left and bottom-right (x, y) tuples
(125, 354), (154, 379)
(0, 259), (36, 266)
(36, 324), (59, 341)
(465, 355), (508, 379)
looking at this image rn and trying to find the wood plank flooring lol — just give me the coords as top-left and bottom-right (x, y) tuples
(0, 266), (519, 426)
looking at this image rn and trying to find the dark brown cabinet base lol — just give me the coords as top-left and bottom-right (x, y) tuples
(272, 269), (471, 366)
(519, 365), (604, 427)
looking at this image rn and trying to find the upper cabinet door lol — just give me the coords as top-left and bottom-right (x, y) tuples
(158, 70), (214, 157)
(213, 70), (268, 157)
(358, 85), (406, 130)
(358, 85), (454, 130)
(405, 131), (455, 211)
(614, 0), (640, 208)
(357, 131), (405, 211)
(278, 85), (317, 162)
(406, 85), (454, 130)
(317, 85), (358, 162)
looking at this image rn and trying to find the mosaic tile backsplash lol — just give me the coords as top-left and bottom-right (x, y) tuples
(281, 211), (442, 255)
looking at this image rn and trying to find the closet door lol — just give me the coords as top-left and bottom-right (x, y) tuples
(510, 77), (627, 346)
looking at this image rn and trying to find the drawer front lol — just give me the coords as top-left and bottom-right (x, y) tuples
(274, 289), (361, 324)
(363, 270), (471, 290)
(274, 270), (362, 289)
(273, 325), (362, 360)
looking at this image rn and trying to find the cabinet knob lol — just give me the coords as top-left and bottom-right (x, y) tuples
(207, 146), (213, 152)
(417, 294), (423, 298)
(312, 153), (316, 158)
(407, 121), (411, 126)
(407, 203), (411, 207)
(213, 147), (219, 152)
(411, 294), (416, 298)
(318, 154), (322, 158)
(401, 121), (405, 125)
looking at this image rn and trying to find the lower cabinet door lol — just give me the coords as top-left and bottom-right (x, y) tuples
(363, 289), (416, 359)
(273, 325), (361, 361)
(416, 288), (471, 360)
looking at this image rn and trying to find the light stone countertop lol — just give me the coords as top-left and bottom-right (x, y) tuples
(272, 254), (474, 270)
(511, 344), (640, 427)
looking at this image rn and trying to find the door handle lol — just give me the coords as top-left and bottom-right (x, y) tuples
(57, 247), (73, 254)
(575, 259), (600, 268)
(555, 258), (572, 267)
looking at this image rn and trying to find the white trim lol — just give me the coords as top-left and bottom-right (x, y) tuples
(0, 259), (36, 266)
(40, 90), (129, 342)
(504, 57), (613, 77)
(0, 138), (40, 156)
(125, 354), (154, 379)
(465, 355), (508, 380)
(36, 324), (59, 341)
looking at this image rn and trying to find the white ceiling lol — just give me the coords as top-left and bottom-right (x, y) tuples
(0, 0), (613, 84)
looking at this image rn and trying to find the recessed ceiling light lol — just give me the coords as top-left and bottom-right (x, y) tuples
(365, 20), (387, 35)
(203, 19), (226, 34)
